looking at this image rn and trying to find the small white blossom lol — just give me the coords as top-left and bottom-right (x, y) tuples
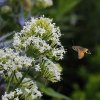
(25, 36), (51, 53)
(2, 92), (8, 100)
(13, 33), (21, 46)
(35, 26), (46, 35)
(15, 88), (23, 95)
(14, 97), (19, 100)
(52, 46), (66, 60)
(0, 70), (3, 74)
(7, 91), (15, 99)
(15, 71), (22, 79)
(35, 64), (41, 71)
(2, 91), (15, 100)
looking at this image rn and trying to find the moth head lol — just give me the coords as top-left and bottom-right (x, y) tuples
(72, 46), (77, 51)
(85, 49), (91, 54)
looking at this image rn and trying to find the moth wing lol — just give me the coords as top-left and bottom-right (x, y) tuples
(78, 50), (85, 59)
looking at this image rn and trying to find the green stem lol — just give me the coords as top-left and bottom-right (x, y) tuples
(15, 67), (31, 89)
(14, 71), (19, 83)
(6, 72), (14, 92)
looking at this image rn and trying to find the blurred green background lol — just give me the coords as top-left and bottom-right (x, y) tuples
(0, 0), (100, 100)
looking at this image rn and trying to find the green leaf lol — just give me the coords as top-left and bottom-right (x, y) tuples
(55, 0), (81, 20)
(37, 82), (71, 100)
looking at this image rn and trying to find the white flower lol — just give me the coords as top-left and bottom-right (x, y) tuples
(0, 70), (3, 74)
(7, 91), (15, 99)
(35, 26), (46, 35)
(15, 88), (23, 95)
(14, 97), (19, 100)
(13, 33), (21, 46)
(25, 36), (51, 53)
(20, 56), (34, 66)
(2, 92), (8, 100)
(2, 91), (15, 100)
(52, 46), (66, 60)
(15, 71), (22, 79)
(35, 64), (41, 71)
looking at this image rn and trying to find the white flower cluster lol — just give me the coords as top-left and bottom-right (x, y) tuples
(2, 78), (42, 100)
(22, 78), (42, 99)
(40, 57), (62, 82)
(2, 88), (22, 100)
(0, 48), (33, 77)
(12, 16), (66, 82)
(34, 0), (53, 8)
(25, 36), (51, 53)
(0, 48), (42, 100)
(52, 46), (65, 60)
(0, 16), (65, 100)
(13, 16), (65, 60)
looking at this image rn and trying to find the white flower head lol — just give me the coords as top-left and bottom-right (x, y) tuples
(0, 48), (34, 77)
(39, 57), (62, 82)
(22, 78), (42, 99)
(13, 16), (65, 60)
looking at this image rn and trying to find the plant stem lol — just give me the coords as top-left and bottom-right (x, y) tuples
(6, 72), (14, 92)
(15, 67), (31, 89)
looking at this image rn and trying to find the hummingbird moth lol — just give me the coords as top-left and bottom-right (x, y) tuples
(72, 46), (91, 59)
